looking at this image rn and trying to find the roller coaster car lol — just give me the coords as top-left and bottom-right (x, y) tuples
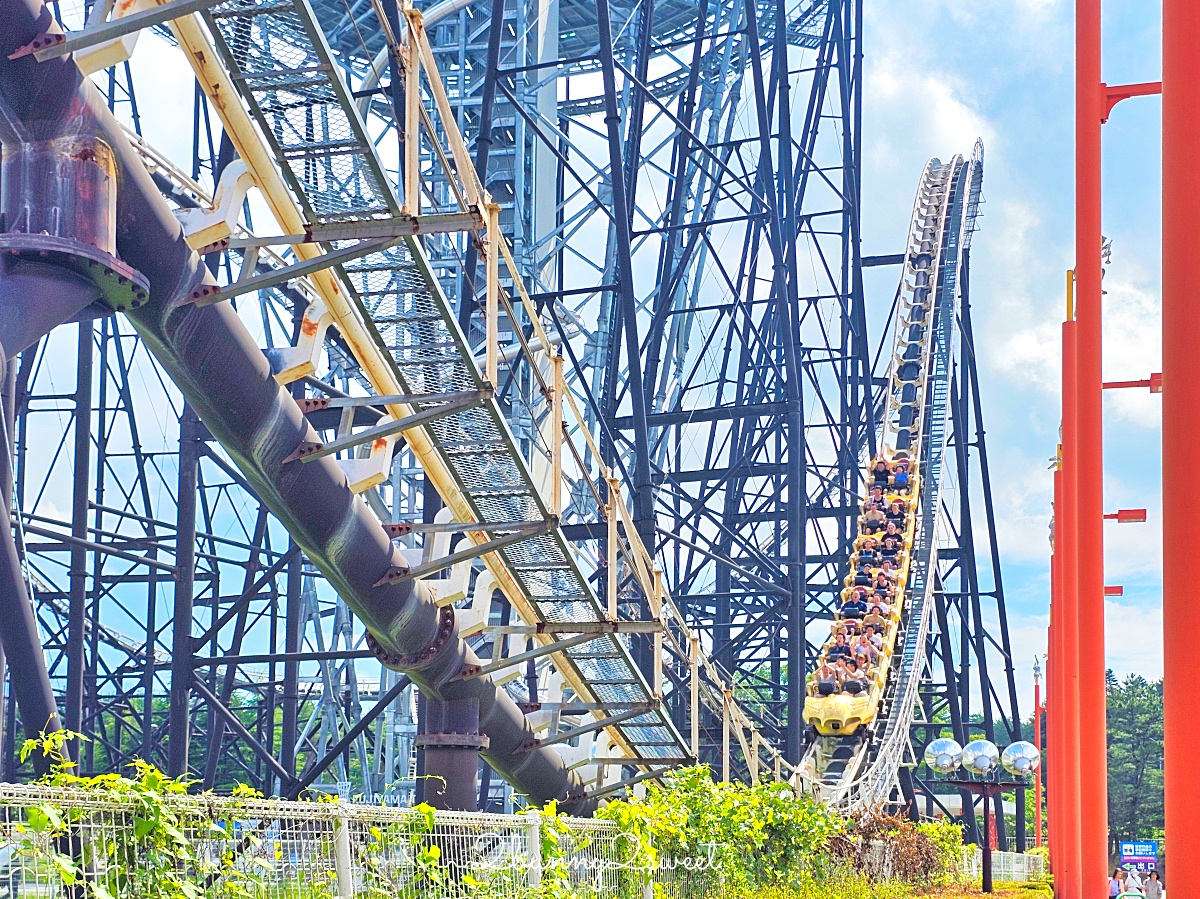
(803, 688), (879, 736)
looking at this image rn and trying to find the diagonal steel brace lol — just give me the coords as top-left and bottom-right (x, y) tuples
(287, 388), (491, 463)
(373, 519), (555, 587)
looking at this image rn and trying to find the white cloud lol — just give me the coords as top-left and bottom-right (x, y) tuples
(990, 453), (1055, 563)
(1105, 599), (1163, 679)
(977, 201), (1071, 393)
(1101, 272), (1162, 429)
(864, 55), (994, 181)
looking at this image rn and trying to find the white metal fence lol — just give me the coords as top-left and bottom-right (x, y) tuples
(960, 847), (1047, 882)
(0, 783), (719, 898)
(0, 783), (1046, 896)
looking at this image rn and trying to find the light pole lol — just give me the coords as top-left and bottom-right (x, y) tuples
(925, 738), (1042, 893)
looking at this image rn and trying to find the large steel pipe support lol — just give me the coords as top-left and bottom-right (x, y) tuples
(0, 0), (589, 812)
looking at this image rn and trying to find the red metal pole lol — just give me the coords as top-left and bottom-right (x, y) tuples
(1047, 462), (1062, 877)
(1034, 673), (1042, 848)
(1074, 0), (1109, 889)
(1061, 320), (1084, 899)
(1046, 624), (1057, 871)
(1162, 0), (1200, 881)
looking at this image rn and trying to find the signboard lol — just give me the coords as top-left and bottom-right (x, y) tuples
(1118, 840), (1158, 873)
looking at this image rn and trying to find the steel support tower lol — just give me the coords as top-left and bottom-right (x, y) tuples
(0, 0), (1023, 818)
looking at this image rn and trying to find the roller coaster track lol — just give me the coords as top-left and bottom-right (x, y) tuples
(799, 143), (984, 810)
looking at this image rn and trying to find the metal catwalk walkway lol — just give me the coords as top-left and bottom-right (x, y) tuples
(142, 0), (785, 792)
(198, 0), (689, 765)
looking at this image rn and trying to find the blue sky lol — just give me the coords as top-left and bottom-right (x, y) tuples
(858, 0), (1165, 701)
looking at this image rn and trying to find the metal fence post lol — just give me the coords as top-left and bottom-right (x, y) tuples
(525, 807), (542, 888)
(334, 804), (353, 898)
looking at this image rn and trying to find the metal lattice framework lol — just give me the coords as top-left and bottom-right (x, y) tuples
(0, 0), (1023, 825)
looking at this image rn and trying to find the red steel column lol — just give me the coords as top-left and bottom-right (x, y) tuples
(1034, 671), (1042, 848)
(1046, 623), (1057, 871)
(1074, 0), (1109, 891)
(1061, 321), (1084, 899)
(1046, 464), (1061, 872)
(1162, 0), (1200, 879)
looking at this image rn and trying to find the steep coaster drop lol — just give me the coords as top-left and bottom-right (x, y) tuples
(797, 144), (984, 809)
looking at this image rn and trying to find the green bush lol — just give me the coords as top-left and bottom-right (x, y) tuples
(597, 766), (845, 892)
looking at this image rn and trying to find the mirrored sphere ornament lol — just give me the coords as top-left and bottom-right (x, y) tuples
(1000, 740), (1042, 776)
(924, 738), (963, 775)
(961, 739), (1000, 775)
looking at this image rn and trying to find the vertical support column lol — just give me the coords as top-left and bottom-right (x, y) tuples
(531, 0), (560, 284)
(402, 12), (420, 215)
(550, 353), (563, 517)
(1073, 0), (1109, 893)
(280, 539), (303, 784)
(1048, 466), (1062, 872)
(1162, 0), (1200, 880)
(1060, 320), (1083, 899)
(485, 203), (500, 386)
(721, 689), (730, 783)
(333, 805), (353, 899)
(418, 696), (487, 810)
(595, 0), (655, 553)
(606, 476), (618, 620)
(525, 808), (542, 888)
(66, 322), (93, 759)
(168, 405), (200, 777)
(650, 569), (663, 698)
(689, 634), (699, 759)
(0, 359), (14, 765)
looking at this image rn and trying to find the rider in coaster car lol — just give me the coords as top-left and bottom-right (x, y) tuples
(886, 500), (907, 527)
(863, 607), (887, 634)
(893, 458), (912, 493)
(827, 633), (852, 663)
(863, 624), (884, 652)
(841, 660), (869, 696)
(880, 536), (901, 561)
(869, 596), (891, 618)
(872, 574), (895, 599)
(853, 559), (874, 586)
(882, 520), (903, 544)
(859, 537), (881, 565)
(868, 485), (886, 507)
(879, 559), (900, 582)
(861, 502), (887, 534)
(871, 456), (892, 489)
(841, 592), (869, 619)
(813, 660), (841, 696)
(853, 634), (880, 667)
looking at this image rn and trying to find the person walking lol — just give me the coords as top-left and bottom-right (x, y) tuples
(1111, 869), (1124, 898)
(1144, 871), (1164, 899)
(1125, 868), (1144, 894)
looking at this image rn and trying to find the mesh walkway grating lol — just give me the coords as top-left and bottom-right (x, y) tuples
(202, 0), (686, 762)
